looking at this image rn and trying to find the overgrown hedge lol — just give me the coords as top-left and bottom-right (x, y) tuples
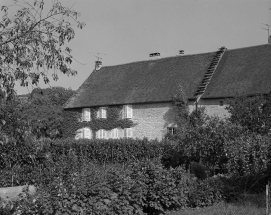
(1, 160), (226, 215)
(0, 137), (176, 187)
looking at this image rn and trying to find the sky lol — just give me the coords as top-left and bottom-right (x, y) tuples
(2, 0), (271, 95)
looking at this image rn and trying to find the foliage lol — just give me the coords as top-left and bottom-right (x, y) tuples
(226, 92), (271, 135)
(0, 99), (31, 142)
(187, 177), (223, 208)
(170, 84), (189, 139)
(63, 106), (135, 139)
(0, 138), (173, 187)
(224, 133), (271, 179)
(0, 0), (85, 100)
(21, 87), (75, 139)
(4, 159), (227, 215)
(162, 116), (246, 175)
(0, 136), (238, 215)
(0, 87), (75, 140)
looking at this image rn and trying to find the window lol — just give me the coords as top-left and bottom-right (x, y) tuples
(124, 128), (133, 138)
(111, 128), (119, 139)
(96, 129), (107, 139)
(219, 101), (224, 106)
(75, 128), (83, 140)
(75, 127), (92, 139)
(82, 108), (91, 121)
(83, 128), (92, 139)
(122, 105), (133, 119)
(167, 127), (176, 136)
(97, 107), (107, 119)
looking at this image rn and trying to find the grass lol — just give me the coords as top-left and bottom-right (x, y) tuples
(168, 193), (266, 215)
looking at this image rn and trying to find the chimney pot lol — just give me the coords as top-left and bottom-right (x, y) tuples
(149, 52), (160, 59)
(95, 61), (102, 70)
(179, 50), (184, 55)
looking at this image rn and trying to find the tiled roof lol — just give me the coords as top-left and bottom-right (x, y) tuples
(64, 44), (271, 109)
(202, 44), (271, 98)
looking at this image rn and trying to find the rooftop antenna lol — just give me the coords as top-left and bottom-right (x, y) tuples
(89, 52), (108, 61)
(261, 23), (270, 39)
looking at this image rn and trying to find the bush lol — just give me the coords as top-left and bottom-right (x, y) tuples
(5, 159), (229, 215)
(161, 117), (246, 175)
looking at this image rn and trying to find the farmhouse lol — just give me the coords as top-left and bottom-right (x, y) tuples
(63, 44), (271, 140)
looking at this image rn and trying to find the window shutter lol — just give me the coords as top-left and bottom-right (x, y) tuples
(124, 128), (133, 138)
(102, 129), (107, 139)
(81, 109), (84, 122)
(107, 130), (112, 139)
(121, 106), (125, 119)
(126, 105), (133, 119)
(84, 128), (92, 139)
(97, 109), (100, 118)
(96, 130), (101, 139)
(75, 129), (83, 140)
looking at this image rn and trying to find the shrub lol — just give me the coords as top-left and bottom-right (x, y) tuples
(226, 92), (271, 135)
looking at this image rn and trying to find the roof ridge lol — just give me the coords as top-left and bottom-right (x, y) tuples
(102, 51), (215, 68)
(225, 43), (270, 52)
(101, 43), (271, 68)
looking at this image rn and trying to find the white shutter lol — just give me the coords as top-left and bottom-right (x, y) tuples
(84, 128), (92, 139)
(124, 128), (133, 138)
(118, 128), (124, 138)
(102, 129), (106, 139)
(75, 129), (83, 140)
(81, 109), (84, 122)
(107, 130), (111, 139)
(82, 108), (91, 121)
(121, 106), (125, 119)
(126, 105), (133, 119)
(96, 130), (101, 139)
(97, 108), (101, 119)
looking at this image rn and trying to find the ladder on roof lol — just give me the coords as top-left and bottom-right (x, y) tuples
(194, 46), (227, 103)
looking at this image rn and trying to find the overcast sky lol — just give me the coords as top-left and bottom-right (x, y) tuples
(3, 0), (271, 95)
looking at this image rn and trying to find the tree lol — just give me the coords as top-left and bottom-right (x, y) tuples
(20, 87), (75, 139)
(226, 92), (271, 135)
(0, 0), (85, 100)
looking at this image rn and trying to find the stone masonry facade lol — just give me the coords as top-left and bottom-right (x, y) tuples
(132, 99), (229, 141)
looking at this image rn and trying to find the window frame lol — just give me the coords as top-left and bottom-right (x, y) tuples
(124, 128), (133, 138)
(123, 105), (133, 119)
(167, 127), (176, 136)
(82, 108), (91, 122)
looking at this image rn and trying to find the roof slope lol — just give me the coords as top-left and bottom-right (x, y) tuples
(64, 44), (271, 109)
(202, 44), (271, 98)
(65, 52), (213, 108)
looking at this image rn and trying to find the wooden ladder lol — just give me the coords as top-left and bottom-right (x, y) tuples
(195, 46), (227, 103)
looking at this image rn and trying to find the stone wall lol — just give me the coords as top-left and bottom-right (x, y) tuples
(132, 99), (229, 140)
(188, 98), (230, 118)
(63, 98), (229, 140)
(132, 102), (176, 141)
